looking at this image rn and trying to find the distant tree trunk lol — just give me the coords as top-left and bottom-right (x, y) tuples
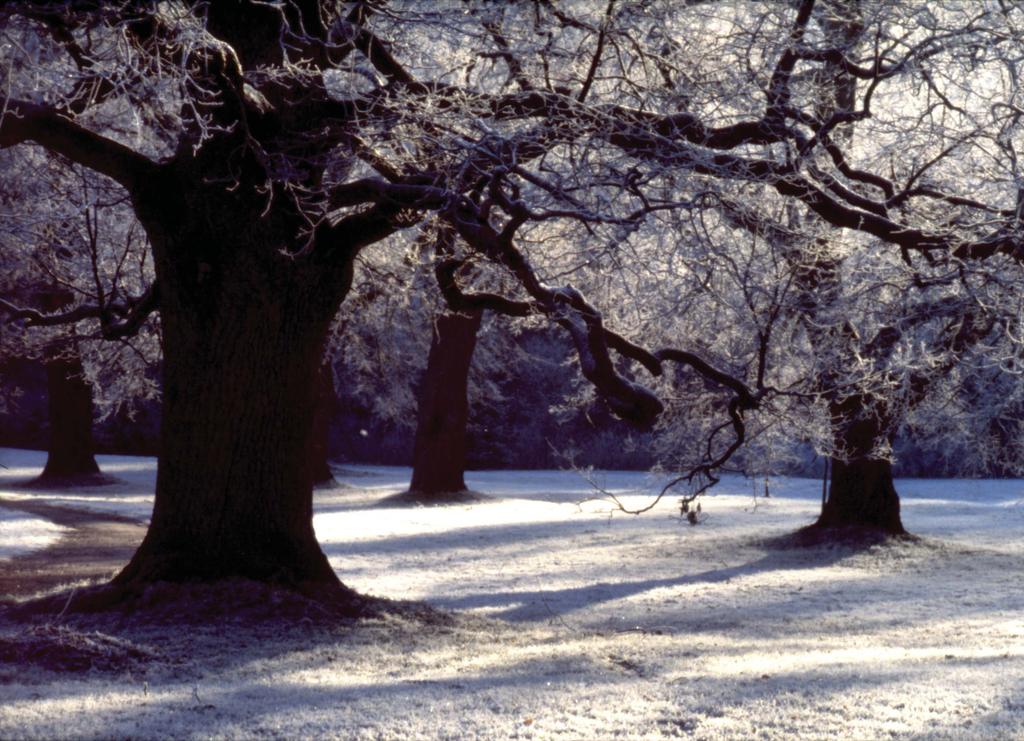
(808, 395), (907, 536)
(40, 349), (101, 480)
(33, 287), (103, 483)
(408, 309), (483, 499)
(311, 362), (336, 486)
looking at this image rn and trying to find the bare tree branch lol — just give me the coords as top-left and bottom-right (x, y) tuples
(0, 101), (157, 191)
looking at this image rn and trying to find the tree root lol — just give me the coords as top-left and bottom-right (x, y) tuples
(4, 577), (398, 626)
(766, 523), (919, 550)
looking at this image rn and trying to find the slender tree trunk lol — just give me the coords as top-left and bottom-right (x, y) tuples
(408, 309), (483, 499)
(40, 349), (101, 480)
(810, 396), (906, 536)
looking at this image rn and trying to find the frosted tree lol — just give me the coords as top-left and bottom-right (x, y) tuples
(0, 146), (158, 484)
(755, 0), (1017, 537)
(3, 1), (1024, 611)
(326, 223), (529, 501)
(518, 0), (1024, 534)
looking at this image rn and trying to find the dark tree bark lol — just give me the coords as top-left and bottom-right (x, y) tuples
(311, 362), (337, 486)
(819, 457), (903, 533)
(31, 288), (104, 484)
(808, 395), (907, 537)
(111, 161), (386, 598)
(40, 349), (101, 480)
(714, 2), (910, 542)
(408, 309), (484, 500)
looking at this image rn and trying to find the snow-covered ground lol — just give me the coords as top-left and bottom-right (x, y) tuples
(0, 449), (157, 525)
(0, 510), (67, 561)
(2, 447), (1024, 739)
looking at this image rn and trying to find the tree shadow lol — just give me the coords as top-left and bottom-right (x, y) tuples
(768, 524), (920, 549)
(432, 539), (868, 621)
(317, 515), (672, 558)
(5, 625), (1005, 739)
(0, 496), (141, 527)
(14, 472), (122, 489)
(0, 497), (146, 601)
(374, 489), (492, 508)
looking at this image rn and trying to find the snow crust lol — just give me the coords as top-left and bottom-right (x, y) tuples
(2, 448), (1024, 739)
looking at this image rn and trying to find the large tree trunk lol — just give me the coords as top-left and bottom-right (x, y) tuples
(408, 309), (483, 500)
(40, 349), (101, 480)
(809, 395), (907, 536)
(114, 290), (342, 589)
(114, 167), (360, 597)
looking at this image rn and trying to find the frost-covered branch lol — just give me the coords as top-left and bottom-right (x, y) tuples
(0, 101), (156, 191)
(0, 282), (159, 340)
